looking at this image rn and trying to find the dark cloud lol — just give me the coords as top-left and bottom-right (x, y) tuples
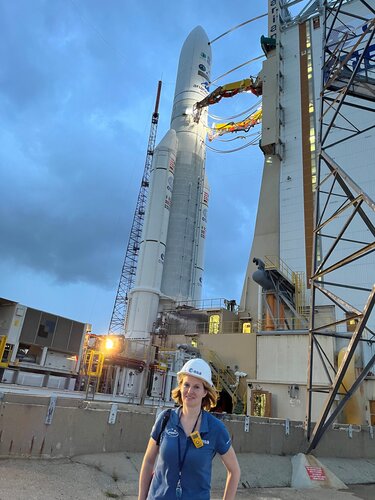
(0, 0), (266, 329)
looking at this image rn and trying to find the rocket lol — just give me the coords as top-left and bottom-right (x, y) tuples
(125, 26), (212, 340)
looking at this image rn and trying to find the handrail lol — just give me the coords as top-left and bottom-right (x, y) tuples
(171, 297), (238, 312)
(161, 320), (244, 336)
(264, 255), (296, 283)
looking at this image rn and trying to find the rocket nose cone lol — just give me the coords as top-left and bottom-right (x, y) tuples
(180, 25), (210, 58)
(184, 25), (209, 45)
(172, 25), (212, 107)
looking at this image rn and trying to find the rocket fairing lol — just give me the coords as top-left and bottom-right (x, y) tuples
(125, 26), (211, 340)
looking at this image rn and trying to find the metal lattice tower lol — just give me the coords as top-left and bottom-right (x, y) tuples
(306, 0), (375, 451)
(109, 81), (162, 334)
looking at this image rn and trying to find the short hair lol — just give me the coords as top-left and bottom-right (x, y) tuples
(171, 374), (218, 410)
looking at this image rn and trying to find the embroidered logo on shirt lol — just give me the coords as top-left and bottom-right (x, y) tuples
(165, 428), (179, 437)
(202, 439), (210, 445)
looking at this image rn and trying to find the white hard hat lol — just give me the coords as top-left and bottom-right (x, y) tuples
(177, 358), (213, 387)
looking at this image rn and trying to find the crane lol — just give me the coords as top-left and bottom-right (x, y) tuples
(108, 81), (162, 334)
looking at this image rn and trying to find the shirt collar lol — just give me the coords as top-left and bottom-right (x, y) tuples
(172, 407), (209, 433)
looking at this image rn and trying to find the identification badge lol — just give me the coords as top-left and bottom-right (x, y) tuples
(190, 431), (204, 448)
(176, 479), (182, 498)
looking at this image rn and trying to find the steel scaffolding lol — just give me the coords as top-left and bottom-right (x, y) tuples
(306, 0), (375, 451)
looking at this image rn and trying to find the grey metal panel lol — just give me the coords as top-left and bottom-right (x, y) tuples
(261, 53), (279, 150)
(19, 308), (41, 344)
(52, 317), (72, 351)
(68, 322), (85, 354)
(0, 304), (16, 335)
(161, 152), (202, 300)
(35, 313), (57, 348)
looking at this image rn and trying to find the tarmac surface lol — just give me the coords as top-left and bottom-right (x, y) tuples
(0, 452), (375, 499)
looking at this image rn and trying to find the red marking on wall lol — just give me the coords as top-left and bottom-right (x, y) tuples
(305, 466), (326, 481)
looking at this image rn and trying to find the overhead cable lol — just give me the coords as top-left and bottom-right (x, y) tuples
(216, 131), (260, 142)
(208, 99), (262, 121)
(209, 13), (268, 44)
(206, 134), (260, 154)
(210, 55), (265, 85)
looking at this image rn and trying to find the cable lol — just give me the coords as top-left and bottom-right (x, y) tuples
(217, 135), (249, 142)
(206, 141), (257, 154)
(208, 99), (262, 121)
(209, 13), (268, 44)
(210, 55), (265, 86)
(206, 134), (261, 153)
(217, 131), (260, 143)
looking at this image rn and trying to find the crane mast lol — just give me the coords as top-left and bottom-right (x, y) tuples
(108, 81), (162, 334)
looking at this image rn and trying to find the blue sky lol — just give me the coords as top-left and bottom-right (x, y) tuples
(0, 0), (268, 332)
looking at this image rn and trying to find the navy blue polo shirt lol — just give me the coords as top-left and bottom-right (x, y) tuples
(147, 408), (231, 500)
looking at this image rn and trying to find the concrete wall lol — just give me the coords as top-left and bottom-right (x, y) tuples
(198, 333), (256, 380)
(246, 381), (328, 422)
(0, 393), (374, 459)
(157, 332), (256, 379)
(0, 394), (155, 458)
(257, 333), (335, 385)
(253, 333), (334, 421)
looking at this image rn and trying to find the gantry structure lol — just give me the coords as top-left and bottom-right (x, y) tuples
(306, 0), (375, 450)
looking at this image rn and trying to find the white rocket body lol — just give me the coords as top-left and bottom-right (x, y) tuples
(161, 26), (211, 301)
(125, 130), (178, 339)
(125, 26), (211, 340)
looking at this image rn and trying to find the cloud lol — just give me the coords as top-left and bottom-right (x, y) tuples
(0, 0), (266, 330)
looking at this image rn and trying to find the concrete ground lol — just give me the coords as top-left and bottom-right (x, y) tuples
(0, 452), (375, 499)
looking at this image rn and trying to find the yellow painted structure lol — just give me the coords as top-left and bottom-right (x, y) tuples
(338, 348), (363, 424)
(0, 335), (9, 368)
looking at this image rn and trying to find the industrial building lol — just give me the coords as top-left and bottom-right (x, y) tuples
(0, 297), (88, 389)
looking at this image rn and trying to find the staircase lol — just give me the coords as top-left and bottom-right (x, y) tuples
(263, 255), (309, 330)
(201, 349), (243, 412)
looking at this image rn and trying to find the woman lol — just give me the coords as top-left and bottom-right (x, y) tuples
(138, 358), (241, 499)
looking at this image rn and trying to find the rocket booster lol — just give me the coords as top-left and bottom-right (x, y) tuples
(125, 130), (178, 339)
(126, 26), (211, 339)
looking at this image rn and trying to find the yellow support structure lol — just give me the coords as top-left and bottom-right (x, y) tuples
(0, 335), (9, 368)
(86, 350), (104, 378)
(212, 108), (262, 133)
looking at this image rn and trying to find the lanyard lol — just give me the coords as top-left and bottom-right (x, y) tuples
(177, 408), (201, 478)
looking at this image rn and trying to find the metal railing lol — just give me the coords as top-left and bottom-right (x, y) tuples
(201, 349), (239, 402)
(264, 255), (295, 283)
(164, 320), (243, 336)
(254, 310), (348, 333)
(121, 338), (151, 361)
(255, 315), (309, 332)
(293, 271), (307, 314)
(172, 297), (238, 312)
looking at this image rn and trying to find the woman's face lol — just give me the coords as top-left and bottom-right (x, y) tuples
(181, 375), (207, 409)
